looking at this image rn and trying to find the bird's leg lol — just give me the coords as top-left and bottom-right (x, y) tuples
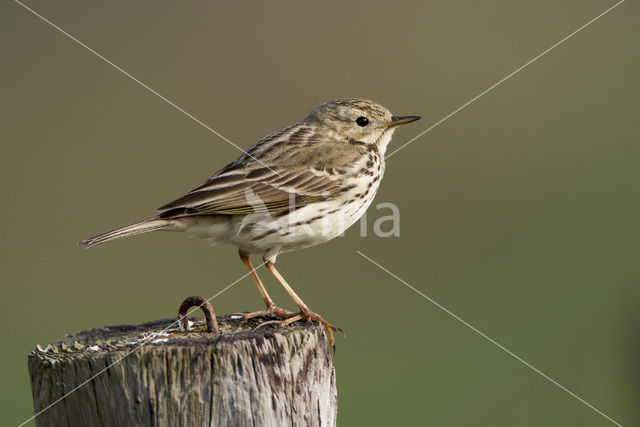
(264, 261), (342, 349)
(239, 251), (297, 320)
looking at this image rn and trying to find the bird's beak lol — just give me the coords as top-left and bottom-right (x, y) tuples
(385, 115), (421, 128)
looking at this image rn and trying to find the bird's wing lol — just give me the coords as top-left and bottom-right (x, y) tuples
(157, 167), (350, 217)
(157, 129), (364, 218)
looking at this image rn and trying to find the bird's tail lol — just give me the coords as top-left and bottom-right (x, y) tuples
(79, 218), (175, 249)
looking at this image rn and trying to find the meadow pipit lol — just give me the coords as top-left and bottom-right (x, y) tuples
(80, 98), (420, 347)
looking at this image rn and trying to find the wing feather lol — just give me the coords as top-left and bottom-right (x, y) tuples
(158, 168), (346, 218)
(157, 124), (365, 219)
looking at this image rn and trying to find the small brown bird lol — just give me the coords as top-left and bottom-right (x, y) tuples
(80, 98), (420, 347)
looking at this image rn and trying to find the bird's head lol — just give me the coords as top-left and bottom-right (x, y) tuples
(304, 98), (420, 153)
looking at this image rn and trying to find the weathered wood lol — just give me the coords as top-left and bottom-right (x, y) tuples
(28, 315), (337, 426)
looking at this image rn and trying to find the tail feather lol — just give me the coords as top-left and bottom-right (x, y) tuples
(79, 218), (173, 249)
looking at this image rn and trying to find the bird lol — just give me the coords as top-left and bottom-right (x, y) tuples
(80, 98), (420, 348)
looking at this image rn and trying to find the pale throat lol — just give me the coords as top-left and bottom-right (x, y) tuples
(376, 129), (395, 156)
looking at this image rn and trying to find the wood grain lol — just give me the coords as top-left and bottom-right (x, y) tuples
(28, 316), (337, 426)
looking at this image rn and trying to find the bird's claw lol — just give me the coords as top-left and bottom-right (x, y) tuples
(245, 306), (341, 351)
(243, 305), (298, 321)
(279, 310), (341, 350)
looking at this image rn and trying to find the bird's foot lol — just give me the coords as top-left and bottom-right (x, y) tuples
(243, 304), (298, 321)
(280, 309), (343, 351)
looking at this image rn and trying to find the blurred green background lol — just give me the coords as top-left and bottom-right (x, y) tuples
(2, 1), (639, 425)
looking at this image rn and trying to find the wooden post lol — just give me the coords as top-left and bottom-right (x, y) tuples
(28, 315), (337, 426)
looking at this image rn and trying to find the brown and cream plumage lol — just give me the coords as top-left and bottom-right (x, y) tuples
(80, 98), (420, 347)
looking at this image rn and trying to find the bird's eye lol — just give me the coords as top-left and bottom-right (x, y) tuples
(355, 116), (369, 127)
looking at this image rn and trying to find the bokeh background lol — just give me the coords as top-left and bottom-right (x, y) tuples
(2, 1), (639, 425)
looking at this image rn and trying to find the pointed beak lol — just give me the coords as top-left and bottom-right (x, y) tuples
(386, 115), (421, 128)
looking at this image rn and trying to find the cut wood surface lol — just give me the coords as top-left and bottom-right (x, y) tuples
(28, 315), (337, 427)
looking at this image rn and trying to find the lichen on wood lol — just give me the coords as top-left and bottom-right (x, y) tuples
(28, 315), (337, 426)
